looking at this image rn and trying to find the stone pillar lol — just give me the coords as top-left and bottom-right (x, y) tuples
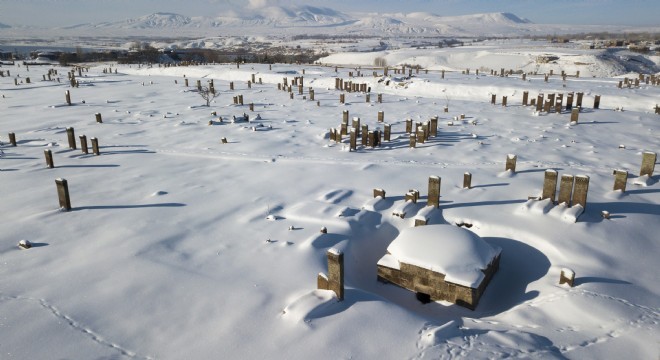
(409, 134), (416, 148)
(640, 151), (657, 176)
(339, 93), (345, 104)
(309, 89), (314, 101)
(91, 137), (100, 155)
(430, 116), (438, 137)
(536, 94), (543, 112)
(491, 94), (496, 105)
(65, 90), (71, 106)
(576, 92), (584, 107)
(368, 131), (375, 148)
(249, 103), (254, 111)
(327, 249), (344, 301)
(572, 175), (589, 209)
(349, 128), (357, 151)
(441, 70), (445, 79)
(463, 172), (472, 189)
(566, 93), (574, 110)
(613, 170), (628, 192)
(522, 73), (526, 81)
(377, 111), (384, 122)
(251, 74), (256, 83)
(505, 154), (517, 172)
(66, 127), (76, 149)
(522, 91), (529, 106)
(55, 178), (72, 211)
(378, 93), (382, 103)
(384, 124), (391, 142)
(361, 125), (368, 146)
(570, 108), (579, 123)
(405, 119), (413, 134)
(44, 149), (54, 168)
(8, 132), (16, 146)
(196, 80), (202, 91)
(542, 170), (558, 203)
(365, 93), (370, 103)
(593, 95), (600, 109)
(502, 96), (507, 107)
(417, 129), (425, 144)
(79, 135), (88, 154)
(340, 123), (348, 136)
(229, 81), (234, 90)
(558, 175), (574, 205)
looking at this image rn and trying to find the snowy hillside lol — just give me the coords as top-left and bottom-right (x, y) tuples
(0, 40), (658, 359)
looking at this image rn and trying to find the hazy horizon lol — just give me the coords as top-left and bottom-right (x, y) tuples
(1, 0), (659, 28)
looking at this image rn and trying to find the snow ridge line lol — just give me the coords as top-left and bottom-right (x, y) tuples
(153, 147), (616, 171)
(0, 293), (153, 360)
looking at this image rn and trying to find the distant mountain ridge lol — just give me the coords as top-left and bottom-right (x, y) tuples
(52, 7), (535, 36)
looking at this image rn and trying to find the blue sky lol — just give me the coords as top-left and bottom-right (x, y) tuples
(1, 0), (658, 27)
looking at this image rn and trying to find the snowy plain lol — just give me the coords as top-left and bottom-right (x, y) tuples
(1, 41), (659, 359)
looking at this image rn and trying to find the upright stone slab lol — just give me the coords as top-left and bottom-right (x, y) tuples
(340, 123), (347, 136)
(55, 178), (72, 211)
(542, 170), (558, 202)
(65, 90), (71, 106)
(417, 129), (425, 144)
(640, 151), (657, 176)
(8, 132), (16, 146)
(613, 170), (628, 192)
(79, 135), (88, 154)
(491, 94), (496, 105)
(409, 134), (416, 148)
(361, 125), (368, 146)
(378, 111), (384, 122)
(349, 129), (357, 151)
(368, 131), (376, 148)
(536, 94), (543, 112)
(572, 175), (589, 209)
(378, 93), (382, 103)
(95, 113), (102, 123)
(44, 149), (54, 168)
(91, 137), (100, 155)
(522, 91), (529, 106)
(339, 93), (345, 104)
(544, 99), (552, 113)
(558, 175), (574, 205)
(593, 95), (601, 109)
(502, 96), (507, 107)
(66, 127), (76, 149)
(576, 92), (584, 107)
(405, 119), (413, 134)
(430, 116), (438, 137)
(566, 93), (574, 110)
(463, 172), (472, 189)
(570, 108), (579, 123)
(327, 249), (344, 301)
(505, 154), (517, 172)
(384, 124), (391, 142)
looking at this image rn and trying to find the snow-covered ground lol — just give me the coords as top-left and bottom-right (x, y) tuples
(1, 41), (658, 359)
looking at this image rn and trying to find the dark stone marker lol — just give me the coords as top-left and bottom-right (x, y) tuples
(55, 178), (72, 211)
(91, 137), (100, 155)
(66, 127), (76, 149)
(44, 149), (54, 168)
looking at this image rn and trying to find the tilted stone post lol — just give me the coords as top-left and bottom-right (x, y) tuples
(640, 151), (656, 177)
(8, 132), (16, 146)
(95, 113), (102, 123)
(44, 149), (55, 168)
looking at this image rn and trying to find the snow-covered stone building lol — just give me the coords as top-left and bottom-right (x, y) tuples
(377, 224), (501, 310)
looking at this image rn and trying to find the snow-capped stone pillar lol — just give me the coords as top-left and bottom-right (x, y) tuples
(66, 127), (76, 149)
(44, 149), (54, 168)
(384, 124), (391, 142)
(570, 108), (580, 123)
(79, 135), (88, 154)
(427, 176), (441, 208)
(505, 154), (517, 172)
(542, 170), (558, 203)
(463, 172), (472, 189)
(373, 188), (386, 198)
(572, 175), (590, 209)
(613, 170), (628, 192)
(405, 119), (413, 134)
(558, 175), (574, 206)
(65, 90), (71, 106)
(430, 116), (438, 137)
(91, 137), (100, 155)
(342, 110), (349, 123)
(326, 249), (344, 301)
(640, 151), (657, 177)
(55, 178), (71, 211)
